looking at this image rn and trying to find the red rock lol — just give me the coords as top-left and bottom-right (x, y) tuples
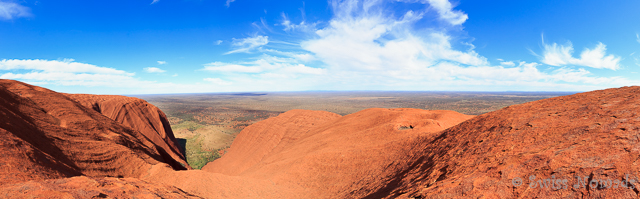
(66, 94), (190, 170)
(192, 87), (640, 198)
(0, 79), (186, 184)
(7, 79), (640, 198)
(393, 86), (640, 198)
(192, 108), (473, 198)
(0, 176), (201, 199)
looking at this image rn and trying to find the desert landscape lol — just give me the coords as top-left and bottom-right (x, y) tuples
(2, 0), (638, 198)
(137, 91), (571, 169)
(2, 79), (640, 198)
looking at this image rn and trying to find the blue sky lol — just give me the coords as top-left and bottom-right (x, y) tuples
(1, 0), (639, 94)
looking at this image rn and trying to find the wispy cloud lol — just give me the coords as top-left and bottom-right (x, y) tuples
(157, 61), (167, 65)
(0, 59), (147, 87)
(225, 35), (269, 54)
(0, 1), (32, 20)
(302, 0), (486, 74)
(541, 39), (621, 70)
(0, 59), (296, 94)
(200, 0), (638, 92)
(637, 33), (640, 44)
(203, 62), (263, 73)
(225, 0), (236, 7)
(280, 12), (316, 32)
(252, 18), (273, 33)
(392, 0), (468, 25)
(215, 40), (223, 45)
(424, 0), (468, 25)
(203, 55), (325, 75)
(500, 61), (516, 66)
(259, 48), (316, 62)
(150, 0), (159, 5)
(143, 67), (166, 73)
(0, 59), (131, 75)
(204, 78), (232, 85)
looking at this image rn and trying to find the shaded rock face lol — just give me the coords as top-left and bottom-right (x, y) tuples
(398, 86), (640, 198)
(0, 79), (186, 186)
(66, 94), (190, 170)
(195, 86), (640, 198)
(5, 79), (640, 199)
(0, 176), (202, 199)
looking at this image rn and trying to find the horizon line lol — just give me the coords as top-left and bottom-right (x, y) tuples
(124, 90), (582, 97)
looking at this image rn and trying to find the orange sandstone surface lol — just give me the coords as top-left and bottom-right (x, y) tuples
(3, 79), (640, 198)
(405, 86), (640, 198)
(0, 176), (201, 199)
(0, 79), (190, 197)
(199, 108), (473, 198)
(66, 94), (190, 170)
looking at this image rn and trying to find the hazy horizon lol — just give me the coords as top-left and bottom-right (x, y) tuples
(127, 90), (578, 98)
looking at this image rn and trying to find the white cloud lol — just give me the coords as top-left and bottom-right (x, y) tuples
(252, 18), (273, 33)
(302, 1), (486, 73)
(204, 78), (232, 85)
(0, 1), (31, 20)
(292, 53), (316, 62)
(422, 62), (545, 83)
(215, 40), (223, 45)
(0, 59), (156, 88)
(225, 35), (269, 54)
(1, 72), (136, 86)
(500, 61), (515, 66)
(360, 60), (639, 90)
(150, 0), (159, 5)
(207, 0), (638, 92)
(203, 55), (325, 76)
(0, 59), (240, 94)
(637, 34), (640, 44)
(225, 0), (236, 7)
(280, 64), (325, 75)
(143, 67), (166, 73)
(172, 73), (178, 77)
(280, 12), (316, 32)
(395, 0), (468, 25)
(259, 48), (316, 62)
(0, 59), (131, 75)
(157, 61), (167, 65)
(203, 62), (263, 73)
(308, 0), (637, 90)
(541, 41), (621, 70)
(547, 67), (637, 85)
(424, 0), (468, 25)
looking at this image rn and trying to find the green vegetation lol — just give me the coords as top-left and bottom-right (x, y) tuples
(233, 115), (259, 122)
(145, 92), (572, 170)
(184, 134), (220, 169)
(172, 120), (204, 132)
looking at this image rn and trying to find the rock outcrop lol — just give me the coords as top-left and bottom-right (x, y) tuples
(66, 94), (190, 170)
(196, 108), (474, 198)
(0, 79), (186, 187)
(198, 86), (640, 198)
(0, 176), (202, 199)
(5, 79), (640, 198)
(400, 86), (640, 198)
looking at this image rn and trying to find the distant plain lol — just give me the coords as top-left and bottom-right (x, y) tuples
(137, 91), (574, 169)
